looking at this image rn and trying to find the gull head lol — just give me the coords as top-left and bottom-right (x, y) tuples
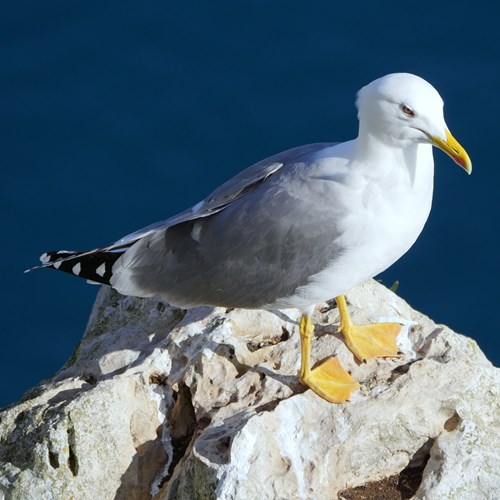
(356, 73), (472, 174)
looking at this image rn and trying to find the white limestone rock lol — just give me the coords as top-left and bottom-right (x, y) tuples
(0, 280), (498, 499)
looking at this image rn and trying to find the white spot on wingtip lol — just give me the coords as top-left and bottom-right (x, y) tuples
(96, 263), (106, 277)
(72, 262), (81, 275)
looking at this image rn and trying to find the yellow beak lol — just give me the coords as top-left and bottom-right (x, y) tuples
(429, 129), (472, 174)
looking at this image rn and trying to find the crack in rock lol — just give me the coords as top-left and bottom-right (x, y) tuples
(338, 438), (434, 499)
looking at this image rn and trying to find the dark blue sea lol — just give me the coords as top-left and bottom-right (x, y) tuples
(1, 1), (498, 407)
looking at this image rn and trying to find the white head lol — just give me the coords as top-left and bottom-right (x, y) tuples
(356, 73), (471, 173)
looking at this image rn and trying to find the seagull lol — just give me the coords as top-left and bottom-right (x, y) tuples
(30, 73), (472, 403)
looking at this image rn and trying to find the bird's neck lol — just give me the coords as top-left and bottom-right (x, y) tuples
(354, 124), (434, 186)
(356, 122), (407, 160)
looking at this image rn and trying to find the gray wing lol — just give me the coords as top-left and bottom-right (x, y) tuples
(111, 143), (335, 248)
(110, 142), (345, 308)
(31, 142), (335, 274)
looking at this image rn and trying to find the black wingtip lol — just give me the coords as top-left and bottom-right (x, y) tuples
(33, 249), (123, 285)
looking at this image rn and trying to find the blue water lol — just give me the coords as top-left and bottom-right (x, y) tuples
(1, 1), (498, 407)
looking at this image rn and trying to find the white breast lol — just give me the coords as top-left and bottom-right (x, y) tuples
(269, 142), (434, 311)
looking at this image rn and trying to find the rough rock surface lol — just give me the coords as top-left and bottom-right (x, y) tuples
(0, 280), (498, 499)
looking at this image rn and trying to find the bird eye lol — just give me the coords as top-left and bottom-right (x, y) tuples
(401, 104), (415, 117)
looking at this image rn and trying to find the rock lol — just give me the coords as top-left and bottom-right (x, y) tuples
(0, 280), (498, 499)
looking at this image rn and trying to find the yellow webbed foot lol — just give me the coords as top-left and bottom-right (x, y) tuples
(336, 294), (401, 363)
(301, 356), (360, 403)
(299, 314), (360, 403)
(341, 322), (401, 362)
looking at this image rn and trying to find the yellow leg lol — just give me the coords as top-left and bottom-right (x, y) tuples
(336, 295), (401, 362)
(299, 314), (360, 403)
